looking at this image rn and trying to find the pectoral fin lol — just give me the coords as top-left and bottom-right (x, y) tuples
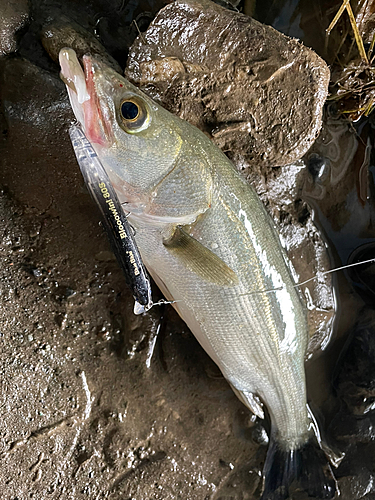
(163, 226), (238, 287)
(230, 384), (264, 419)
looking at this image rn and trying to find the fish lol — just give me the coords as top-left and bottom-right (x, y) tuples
(59, 47), (336, 500)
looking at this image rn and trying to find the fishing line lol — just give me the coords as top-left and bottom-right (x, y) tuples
(294, 257), (375, 287)
(239, 258), (375, 297)
(134, 298), (182, 314)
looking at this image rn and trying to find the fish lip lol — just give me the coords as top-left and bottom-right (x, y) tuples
(59, 48), (90, 105)
(59, 48), (113, 147)
(81, 54), (114, 147)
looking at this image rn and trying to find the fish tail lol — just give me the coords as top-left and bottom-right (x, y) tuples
(260, 435), (336, 500)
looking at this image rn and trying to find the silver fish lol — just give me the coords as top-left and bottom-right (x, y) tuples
(60, 47), (335, 499)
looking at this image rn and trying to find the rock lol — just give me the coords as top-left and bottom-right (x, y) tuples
(0, 0), (29, 56)
(334, 309), (375, 416)
(126, 0), (330, 169)
(41, 16), (122, 73)
(347, 242), (375, 306)
(332, 441), (375, 500)
(338, 469), (375, 500)
(330, 411), (375, 443)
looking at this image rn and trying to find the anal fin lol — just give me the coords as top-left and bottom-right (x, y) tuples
(229, 383), (264, 419)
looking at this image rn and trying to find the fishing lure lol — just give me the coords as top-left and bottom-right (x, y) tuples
(69, 124), (152, 314)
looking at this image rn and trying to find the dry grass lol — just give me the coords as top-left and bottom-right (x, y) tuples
(326, 0), (375, 120)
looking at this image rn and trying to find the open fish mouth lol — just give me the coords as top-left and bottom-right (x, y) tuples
(59, 48), (113, 147)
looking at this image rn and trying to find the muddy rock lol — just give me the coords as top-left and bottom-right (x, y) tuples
(41, 17), (122, 73)
(126, 0), (330, 169)
(326, 306), (375, 499)
(0, 0), (30, 56)
(334, 309), (375, 416)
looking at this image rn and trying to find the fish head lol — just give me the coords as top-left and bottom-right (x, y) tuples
(59, 48), (184, 211)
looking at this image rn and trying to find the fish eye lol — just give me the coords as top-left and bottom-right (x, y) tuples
(121, 101), (139, 120)
(119, 96), (150, 133)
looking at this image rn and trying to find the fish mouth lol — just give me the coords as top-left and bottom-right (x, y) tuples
(59, 48), (113, 147)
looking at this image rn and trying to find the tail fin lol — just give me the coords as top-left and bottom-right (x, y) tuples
(261, 436), (336, 500)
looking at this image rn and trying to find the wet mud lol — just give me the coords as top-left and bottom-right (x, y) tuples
(1, 0), (375, 499)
